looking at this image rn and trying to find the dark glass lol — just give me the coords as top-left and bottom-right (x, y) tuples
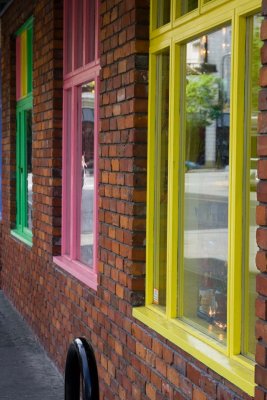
(75, 0), (83, 69)
(87, 0), (96, 63)
(66, 0), (73, 73)
(156, 0), (170, 28)
(178, 0), (198, 17)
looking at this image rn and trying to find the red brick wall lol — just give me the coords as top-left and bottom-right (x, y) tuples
(0, 0), (262, 399)
(255, 2), (267, 399)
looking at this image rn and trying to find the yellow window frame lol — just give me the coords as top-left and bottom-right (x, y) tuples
(133, 0), (261, 396)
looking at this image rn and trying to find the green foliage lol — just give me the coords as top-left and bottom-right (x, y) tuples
(186, 74), (223, 127)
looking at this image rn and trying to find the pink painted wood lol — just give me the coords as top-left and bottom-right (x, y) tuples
(54, 0), (100, 289)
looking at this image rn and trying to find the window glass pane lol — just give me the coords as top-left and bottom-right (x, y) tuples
(26, 109), (32, 230)
(177, 0), (198, 17)
(75, 0), (84, 69)
(243, 13), (262, 358)
(65, 0), (73, 73)
(156, 0), (170, 28)
(87, 0), (96, 63)
(182, 26), (231, 343)
(153, 50), (169, 307)
(65, 90), (72, 255)
(79, 81), (95, 267)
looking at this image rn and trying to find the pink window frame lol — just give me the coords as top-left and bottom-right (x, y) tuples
(54, 0), (100, 290)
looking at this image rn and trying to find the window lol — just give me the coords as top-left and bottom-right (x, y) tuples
(12, 17), (33, 245)
(54, 0), (99, 289)
(133, 0), (262, 395)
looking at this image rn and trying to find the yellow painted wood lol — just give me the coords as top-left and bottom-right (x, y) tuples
(166, 42), (179, 318)
(227, 10), (245, 357)
(141, 0), (262, 394)
(177, 44), (187, 319)
(133, 307), (255, 396)
(146, 53), (157, 306)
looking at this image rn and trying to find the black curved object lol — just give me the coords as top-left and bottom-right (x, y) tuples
(65, 337), (99, 400)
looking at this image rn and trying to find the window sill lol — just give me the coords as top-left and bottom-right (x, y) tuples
(133, 306), (255, 397)
(53, 256), (97, 291)
(11, 229), (32, 247)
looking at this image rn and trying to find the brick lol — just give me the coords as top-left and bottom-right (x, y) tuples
(263, 1), (267, 17)
(256, 341), (267, 367)
(256, 251), (267, 272)
(255, 386), (267, 400)
(1, 1), (265, 400)
(260, 67), (267, 88)
(256, 365), (267, 387)
(257, 227), (267, 250)
(192, 387), (207, 400)
(187, 363), (201, 386)
(262, 44), (267, 65)
(259, 160), (267, 179)
(256, 296), (267, 320)
(257, 205), (267, 226)
(258, 112), (267, 133)
(258, 135), (267, 156)
(257, 273), (267, 296)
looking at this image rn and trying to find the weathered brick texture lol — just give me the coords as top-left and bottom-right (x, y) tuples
(0, 0), (262, 399)
(256, 2), (267, 398)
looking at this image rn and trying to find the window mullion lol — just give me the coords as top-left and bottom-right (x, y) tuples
(92, 76), (100, 273)
(166, 42), (180, 319)
(16, 111), (21, 229)
(228, 13), (245, 357)
(70, 86), (78, 259)
(177, 44), (187, 319)
(146, 54), (157, 306)
(152, 53), (164, 307)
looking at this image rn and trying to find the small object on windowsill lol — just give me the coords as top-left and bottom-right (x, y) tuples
(197, 309), (227, 332)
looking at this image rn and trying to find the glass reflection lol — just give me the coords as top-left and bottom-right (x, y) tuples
(26, 109), (32, 230)
(178, 0), (198, 17)
(156, 0), (170, 28)
(182, 26), (231, 343)
(79, 81), (95, 267)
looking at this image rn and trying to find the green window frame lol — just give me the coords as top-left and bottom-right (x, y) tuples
(133, 0), (261, 396)
(12, 17), (33, 246)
